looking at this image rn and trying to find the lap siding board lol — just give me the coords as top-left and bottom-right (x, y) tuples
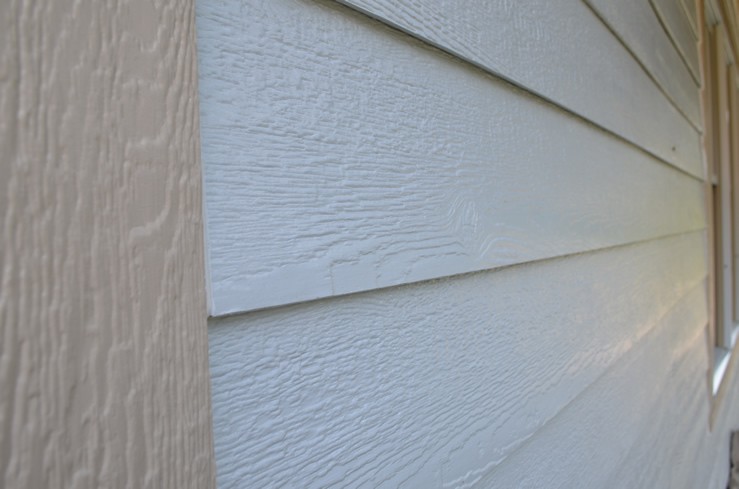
(197, 0), (705, 316)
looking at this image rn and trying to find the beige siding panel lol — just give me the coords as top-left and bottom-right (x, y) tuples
(1, 1), (215, 488)
(208, 232), (706, 488)
(732, 68), (739, 318)
(197, 0), (706, 316)
(652, 0), (702, 80)
(585, 0), (701, 127)
(334, 0), (702, 176)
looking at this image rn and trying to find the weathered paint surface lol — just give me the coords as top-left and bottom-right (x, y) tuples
(1, 1), (215, 488)
(199, 0), (739, 487)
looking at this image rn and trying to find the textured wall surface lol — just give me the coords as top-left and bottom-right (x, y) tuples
(1, 1), (215, 488)
(199, 0), (739, 488)
(209, 233), (711, 488)
(335, 0), (703, 160)
(197, 0), (704, 316)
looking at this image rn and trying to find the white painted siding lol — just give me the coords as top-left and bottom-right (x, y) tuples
(682, 0), (700, 37)
(651, 0), (701, 79)
(584, 0), (701, 126)
(198, 0), (704, 315)
(197, 0), (739, 487)
(209, 233), (706, 488)
(334, 0), (703, 171)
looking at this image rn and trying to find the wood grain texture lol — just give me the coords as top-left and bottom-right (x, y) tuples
(652, 0), (702, 80)
(197, 0), (706, 316)
(475, 282), (708, 488)
(333, 0), (702, 173)
(585, 0), (701, 127)
(0, 1), (215, 488)
(208, 232), (706, 488)
(602, 321), (711, 489)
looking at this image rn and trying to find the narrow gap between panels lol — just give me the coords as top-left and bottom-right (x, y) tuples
(582, 0), (702, 133)
(649, 0), (702, 85)
(455, 276), (710, 486)
(327, 0), (705, 184)
(209, 226), (708, 320)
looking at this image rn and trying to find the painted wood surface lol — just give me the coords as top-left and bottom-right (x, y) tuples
(208, 232), (706, 488)
(682, 0), (699, 37)
(333, 0), (702, 173)
(585, 0), (701, 127)
(731, 67), (739, 316)
(1, 1), (215, 487)
(474, 282), (708, 488)
(652, 0), (702, 80)
(602, 318), (711, 489)
(716, 32), (736, 346)
(201, 0), (739, 487)
(197, 0), (705, 316)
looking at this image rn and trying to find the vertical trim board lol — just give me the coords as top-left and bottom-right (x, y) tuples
(731, 68), (739, 319)
(1, 1), (215, 487)
(717, 37), (735, 346)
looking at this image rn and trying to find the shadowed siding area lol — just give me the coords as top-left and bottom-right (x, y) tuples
(198, 0), (739, 487)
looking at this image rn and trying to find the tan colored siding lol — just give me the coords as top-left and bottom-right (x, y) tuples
(0, 1), (215, 487)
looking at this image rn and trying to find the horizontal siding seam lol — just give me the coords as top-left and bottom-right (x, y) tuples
(582, 0), (702, 132)
(210, 227), (708, 321)
(468, 277), (709, 487)
(331, 0), (705, 181)
(601, 337), (707, 485)
(650, 0), (702, 85)
(680, 0), (699, 39)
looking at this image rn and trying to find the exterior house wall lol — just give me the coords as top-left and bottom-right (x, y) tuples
(197, 0), (739, 488)
(1, 1), (215, 487)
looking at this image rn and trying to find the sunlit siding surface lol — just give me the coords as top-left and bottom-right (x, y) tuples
(197, 0), (739, 487)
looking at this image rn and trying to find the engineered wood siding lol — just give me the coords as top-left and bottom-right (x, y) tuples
(208, 232), (706, 488)
(585, 0), (701, 127)
(198, 0), (739, 487)
(652, 0), (702, 79)
(475, 282), (708, 488)
(1, 0), (215, 487)
(602, 331), (711, 489)
(485, 280), (739, 489)
(682, 0), (700, 37)
(197, 0), (705, 316)
(334, 0), (702, 172)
